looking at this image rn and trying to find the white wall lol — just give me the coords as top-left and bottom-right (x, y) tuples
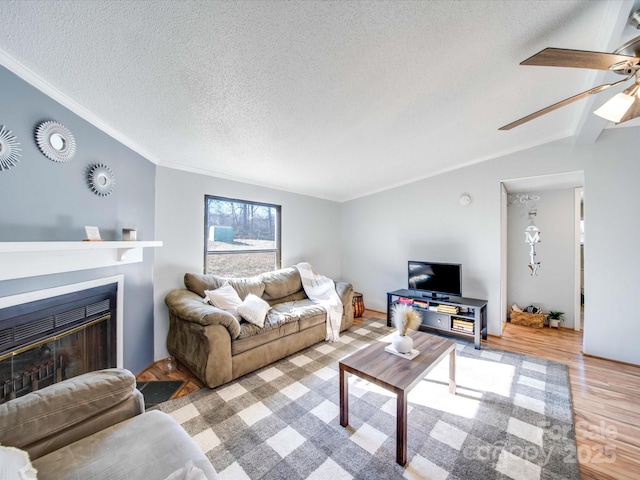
(507, 189), (576, 328)
(153, 167), (342, 360)
(580, 131), (639, 363)
(340, 126), (640, 365)
(340, 161), (502, 330)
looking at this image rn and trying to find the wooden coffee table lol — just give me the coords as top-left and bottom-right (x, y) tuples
(339, 330), (456, 466)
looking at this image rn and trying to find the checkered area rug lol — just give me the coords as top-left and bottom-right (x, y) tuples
(156, 318), (579, 479)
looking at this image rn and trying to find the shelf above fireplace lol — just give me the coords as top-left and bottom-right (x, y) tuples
(0, 241), (162, 281)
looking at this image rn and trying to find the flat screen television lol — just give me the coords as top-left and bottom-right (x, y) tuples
(408, 261), (462, 298)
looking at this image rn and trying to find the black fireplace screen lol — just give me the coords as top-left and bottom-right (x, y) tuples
(0, 283), (117, 404)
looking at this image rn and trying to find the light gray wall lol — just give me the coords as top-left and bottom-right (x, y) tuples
(0, 66), (156, 374)
(580, 132), (638, 363)
(153, 167), (342, 360)
(507, 189), (576, 328)
(341, 126), (640, 365)
(340, 159), (501, 328)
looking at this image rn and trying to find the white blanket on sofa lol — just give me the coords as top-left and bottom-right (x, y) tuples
(295, 262), (342, 342)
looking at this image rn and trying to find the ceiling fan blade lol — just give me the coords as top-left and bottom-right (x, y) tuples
(499, 83), (616, 130)
(521, 48), (639, 71)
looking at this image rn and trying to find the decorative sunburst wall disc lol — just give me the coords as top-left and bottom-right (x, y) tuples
(87, 163), (115, 196)
(0, 125), (22, 171)
(35, 120), (76, 162)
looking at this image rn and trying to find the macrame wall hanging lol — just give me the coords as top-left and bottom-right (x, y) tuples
(524, 210), (541, 275)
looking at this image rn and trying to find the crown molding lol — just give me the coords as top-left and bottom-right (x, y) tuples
(0, 47), (161, 165)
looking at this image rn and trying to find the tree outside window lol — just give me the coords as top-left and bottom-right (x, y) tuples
(204, 195), (281, 277)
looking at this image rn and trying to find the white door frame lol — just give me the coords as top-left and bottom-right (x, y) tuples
(574, 187), (583, 331)
(500, 183), (508, 332)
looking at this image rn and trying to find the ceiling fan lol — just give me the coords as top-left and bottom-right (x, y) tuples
(500, 9), (640, 130)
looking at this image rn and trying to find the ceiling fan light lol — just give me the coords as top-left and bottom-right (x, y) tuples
(593, 92), (636, 122)
(616, 95), (640, 124)
(630, 9), (640, 29)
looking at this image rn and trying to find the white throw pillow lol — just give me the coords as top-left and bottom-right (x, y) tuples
(237, 293), (271, 328)
(0, 445), (38, 480)
(204, 284), (242, 314)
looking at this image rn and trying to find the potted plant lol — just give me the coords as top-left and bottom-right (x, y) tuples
(391, 303), (422, 353)
(548, 311), (564, 328)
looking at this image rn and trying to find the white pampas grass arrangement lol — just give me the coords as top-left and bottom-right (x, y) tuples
(392, 303), (422, 336)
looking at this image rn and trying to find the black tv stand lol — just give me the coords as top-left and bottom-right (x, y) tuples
(387, 289), (488, 349)
(422, 292), (449, 300)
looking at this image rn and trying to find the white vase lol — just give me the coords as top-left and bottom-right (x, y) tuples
(392, 333), (413, 353)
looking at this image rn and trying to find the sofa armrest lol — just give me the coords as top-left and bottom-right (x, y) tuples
(0, 369), (144, 460)
(165, 289), (241, 339)
(336, 282), (354, 309)
(336, 282), (354, 331)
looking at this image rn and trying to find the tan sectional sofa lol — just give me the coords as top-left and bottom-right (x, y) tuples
(165, 266), (354, 388)
(0, 369), (217, 480)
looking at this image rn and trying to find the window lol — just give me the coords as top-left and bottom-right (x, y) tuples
(204, 195), (281, 277)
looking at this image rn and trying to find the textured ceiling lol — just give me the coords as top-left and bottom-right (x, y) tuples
(2, 0), (639, 201)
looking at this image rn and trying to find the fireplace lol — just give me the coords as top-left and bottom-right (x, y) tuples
(0, 280), (120, 404)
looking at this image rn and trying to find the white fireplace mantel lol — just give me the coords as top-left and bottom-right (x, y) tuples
(0, 241), (162, 281)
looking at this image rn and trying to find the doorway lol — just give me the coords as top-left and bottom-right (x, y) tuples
(500, 172), (584, 334)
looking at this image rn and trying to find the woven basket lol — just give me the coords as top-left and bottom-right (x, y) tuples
(352, 292), (364, 318)
(509, 308), (545, 328)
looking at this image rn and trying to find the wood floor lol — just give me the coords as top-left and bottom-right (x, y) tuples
(137, 310), (640, 479)
(137, 357), (205, 399)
